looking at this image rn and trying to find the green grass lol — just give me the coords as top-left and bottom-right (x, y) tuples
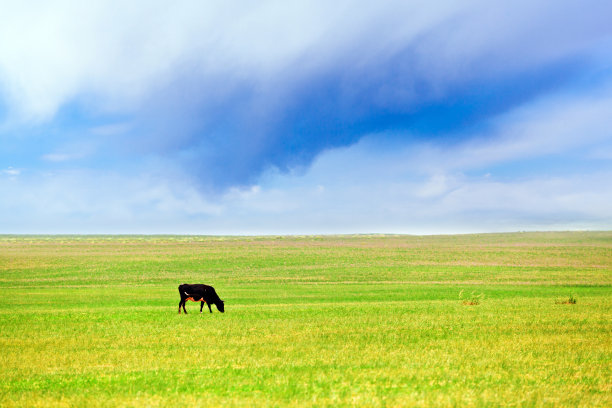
(0, 232), (611, 407)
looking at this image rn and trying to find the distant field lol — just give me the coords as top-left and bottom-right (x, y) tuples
(1, 232), (611, 407)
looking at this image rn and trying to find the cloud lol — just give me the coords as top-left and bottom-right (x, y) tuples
(0, 1), (455, 120)
(1, 1), (611, 233)
(404, 82), (612, 174)
(0, 167), (223, 234)
(2, 1), (611, 191)
(212, 81), (612, 234)
(1, 167), (20, 177)
(42, 151), (88, 163)
(212, 153), (612, 235)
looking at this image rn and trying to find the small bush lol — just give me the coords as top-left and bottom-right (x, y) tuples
(556, 295), (577, 305)
(460, 290), (484, 306)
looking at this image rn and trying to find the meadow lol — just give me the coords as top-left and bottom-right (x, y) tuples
(0, 232), (610, 407)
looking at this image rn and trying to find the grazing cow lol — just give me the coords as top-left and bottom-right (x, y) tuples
(178, 283), (225, 314)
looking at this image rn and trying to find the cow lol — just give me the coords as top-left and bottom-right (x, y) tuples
(178, 283), (225, 314)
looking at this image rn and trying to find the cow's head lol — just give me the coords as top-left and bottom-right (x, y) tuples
(217, 299), (225, 313)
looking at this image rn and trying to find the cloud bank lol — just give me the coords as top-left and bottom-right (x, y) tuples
(1, 1), (611, 233)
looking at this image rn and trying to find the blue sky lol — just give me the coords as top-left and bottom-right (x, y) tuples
(1, 0), (611, 234)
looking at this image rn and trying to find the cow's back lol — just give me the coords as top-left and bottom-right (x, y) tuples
(180, 283), (210, 292)
(179, 283), (212, 297)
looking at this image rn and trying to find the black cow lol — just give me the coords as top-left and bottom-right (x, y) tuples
(178, 283), (225, 314)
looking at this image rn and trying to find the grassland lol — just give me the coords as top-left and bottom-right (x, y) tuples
(0, 232), (610, 407)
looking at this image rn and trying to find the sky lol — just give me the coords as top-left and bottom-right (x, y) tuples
(1, 0), (611, 234)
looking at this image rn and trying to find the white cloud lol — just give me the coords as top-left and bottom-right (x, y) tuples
(222, 161), (612, 234)
(1, 137), (610, 234)
(2, 0), (609, 123)
(0, 1), (462, 122)
(0, 168), (222, 233)
(415, 173), (453, 198)
(1, 167), (20, 177)
(386, 83), (612, 175)
(40, 140), (100, 162)
(41, 153), (81, 163)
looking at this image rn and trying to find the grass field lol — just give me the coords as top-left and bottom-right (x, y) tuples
(0, 232), (611, 407)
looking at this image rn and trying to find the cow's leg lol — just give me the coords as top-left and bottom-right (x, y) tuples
(208, 303), (213, 313)
(200, 301), (205, 313)
(182, 299), (188, 314)
(179, 298), (188, 314)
